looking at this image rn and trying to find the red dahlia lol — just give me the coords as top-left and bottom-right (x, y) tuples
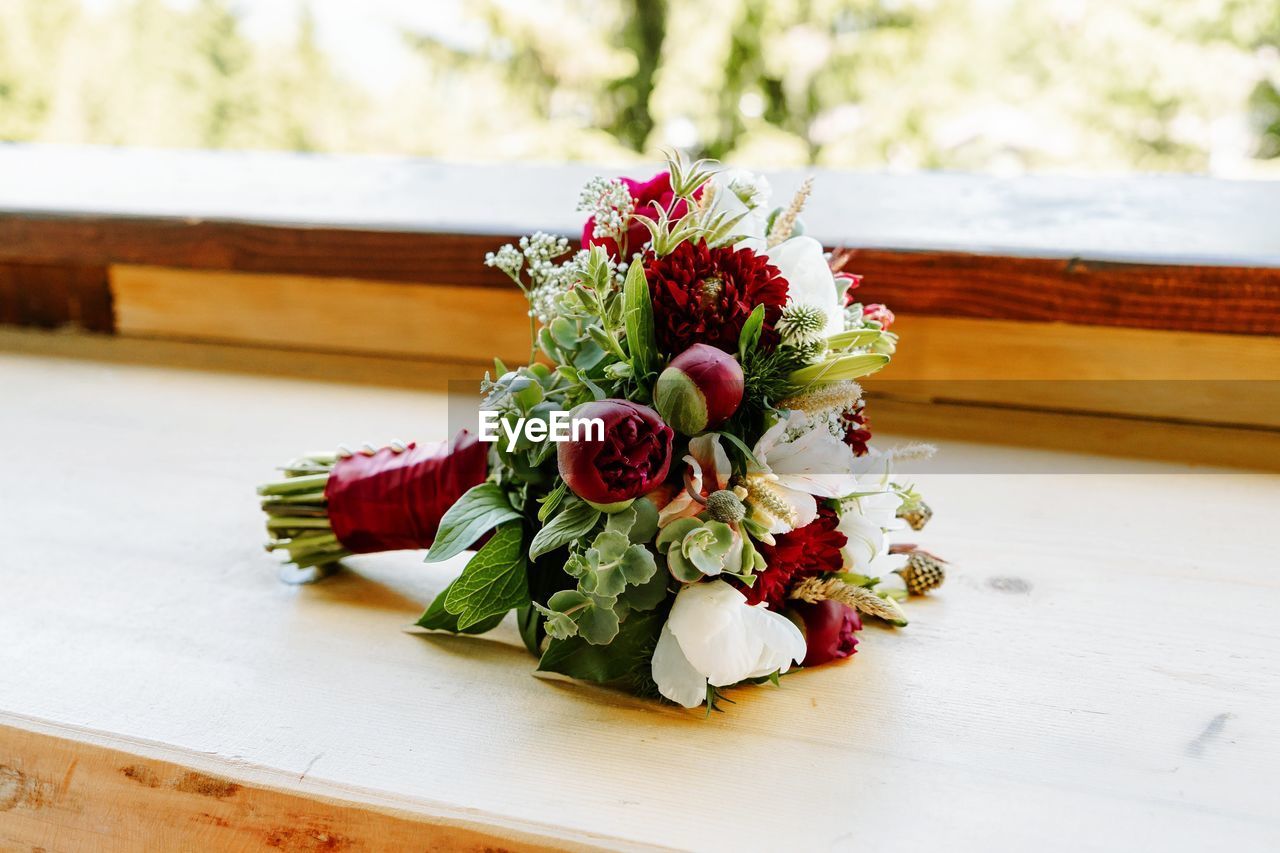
(745, 506), (847, 609)
(644, 241), (788, 357)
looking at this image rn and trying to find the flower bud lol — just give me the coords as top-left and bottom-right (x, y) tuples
(653, 344), (744, 435)
(557, 399), (673, 512)
(792, 599), (862, 666)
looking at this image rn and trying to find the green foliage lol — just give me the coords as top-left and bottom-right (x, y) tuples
(738, 305), (766, 361)
(416, 579), (508, 635)
(4, 0), (1279, 176)
(4, 0), (1277, 175)
(537, 607), (667, 684)
(442, 523), (530, 630)
(529, 499), (601, 560)
(622, 261), (658, 381)
(424, 483), (520, 564)
(789, 352), (891, 386)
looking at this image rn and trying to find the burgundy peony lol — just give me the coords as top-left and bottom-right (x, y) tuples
(746, 506), (847, 609)
(557, 399), (674, 511)
(654, 344), (744, 435)
(793, 599), (863, 666)
(645, 241), (789, 357)
(581, 172), (695, 257)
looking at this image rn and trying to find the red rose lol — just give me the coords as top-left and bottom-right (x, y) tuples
(645, 241), (789, 357)
(581, 172), (695, 257)
(794, 599), (863, 666)
(557, 399), (674, 511)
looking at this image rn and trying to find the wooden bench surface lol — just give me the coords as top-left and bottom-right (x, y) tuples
(2, 350), (1278, 851)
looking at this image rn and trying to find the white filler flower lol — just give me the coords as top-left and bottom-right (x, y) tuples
(652, 580), (806, 708)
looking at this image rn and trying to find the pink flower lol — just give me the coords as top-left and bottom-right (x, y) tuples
(581, 172), (696, 257)
(657, 434), (732, 527)
(863, 303), (895, 329)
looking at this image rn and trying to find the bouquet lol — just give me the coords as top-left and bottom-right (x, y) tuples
(258, 155), (944, 710)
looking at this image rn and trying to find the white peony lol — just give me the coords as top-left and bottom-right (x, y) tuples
(745, 410), (860, 535)
(651, 580), (806, 708)
(764, 236), (845, 339)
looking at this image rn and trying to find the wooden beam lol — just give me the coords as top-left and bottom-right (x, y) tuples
(0, 262), (112, 332)
(110, 265), (531, 364)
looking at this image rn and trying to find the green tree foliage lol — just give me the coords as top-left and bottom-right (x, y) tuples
(1, 0), (1277, 175)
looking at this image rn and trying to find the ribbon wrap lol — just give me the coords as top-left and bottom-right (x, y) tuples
(325, 431), (488, 553)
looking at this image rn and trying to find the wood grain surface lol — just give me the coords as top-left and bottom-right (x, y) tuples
(1, 352), (1277, 851)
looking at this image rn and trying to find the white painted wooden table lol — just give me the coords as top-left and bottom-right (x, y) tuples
(2, 350), (1277, 851)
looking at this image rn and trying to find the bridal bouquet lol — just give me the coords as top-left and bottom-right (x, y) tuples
(258, 156), (944, 710)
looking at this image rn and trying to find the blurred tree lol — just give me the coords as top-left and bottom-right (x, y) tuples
(0, 0), (1277, 176)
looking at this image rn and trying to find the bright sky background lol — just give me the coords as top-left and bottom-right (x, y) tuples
(79, 0), (486, 92)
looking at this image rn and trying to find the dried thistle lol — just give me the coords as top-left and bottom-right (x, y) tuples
(789, 576), (908, 626)
(767, 177), (814, 247)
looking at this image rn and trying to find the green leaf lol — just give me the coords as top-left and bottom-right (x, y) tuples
(537, 608), (666, 682)
(826, 328), (884, 351)
(529, 500), (601, 560)
(425, 483), (520, 564)
(623, 261), (658, 374)
(713, 430), (761, 469)
(789, 352), (891, 386)
(416, 580), (507, 635)
(576, 596), (621, 645)
(536, 480), (569, 523)
(516, 603), (541, 656)
(738, 304), (766, 361)
(620, 563), (670, 611)
(443, 523), (530, 630)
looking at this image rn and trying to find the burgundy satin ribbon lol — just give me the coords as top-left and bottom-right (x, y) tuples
(325, 430), (488, 553)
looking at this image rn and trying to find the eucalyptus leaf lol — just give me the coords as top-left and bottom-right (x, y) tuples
(537, 608), (666, 682)
(442, 523), (529, 630)
(424, 483), (520, 564)
(576, 596), (621, 645)
(529, 500), (601, 560)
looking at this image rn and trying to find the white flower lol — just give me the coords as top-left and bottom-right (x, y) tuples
(707, 169), (770, 246)
(744, 411), (860, 534)
(763, 236), (844, 339)
(651, 580), (806, 708)
(838, 454), (907, 572)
